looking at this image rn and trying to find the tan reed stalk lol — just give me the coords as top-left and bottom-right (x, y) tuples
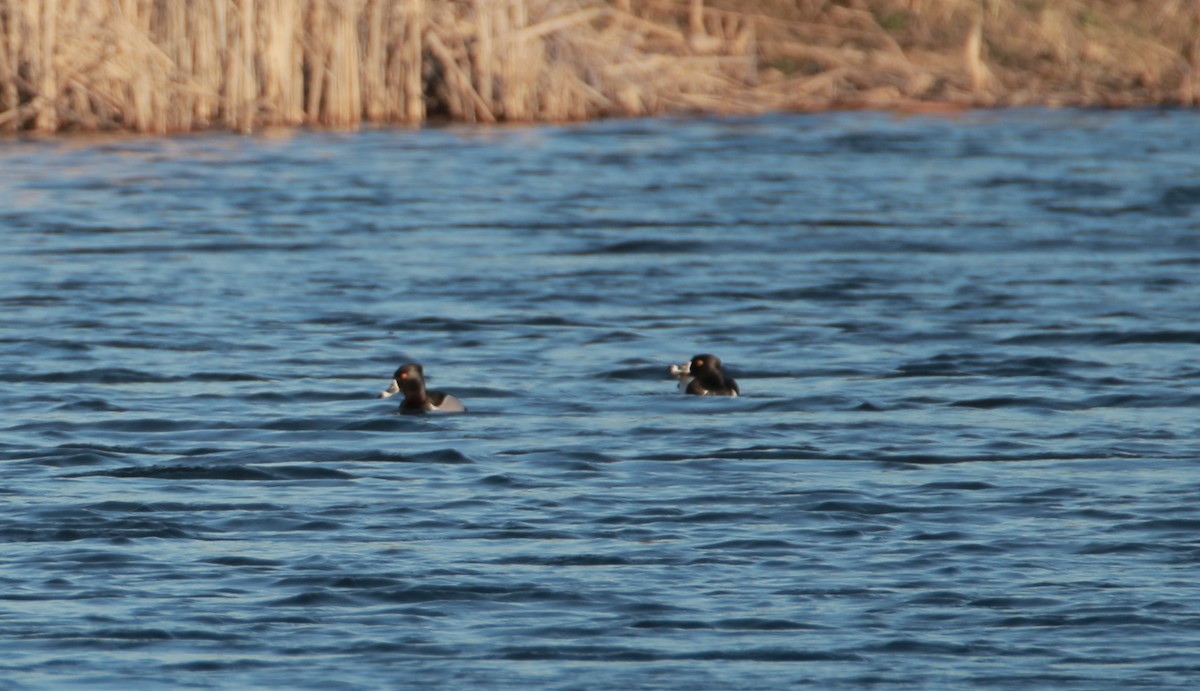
(37, 0), (58, 131)
(224, 0), (256, 131)
(362, 0), (392, 122)
(260, 0), (304, 125)
(304, 1), (326, 124)
(160, 0), (191, 131)
(1187, 3), (1200, 105)
(0, 9), (14, 129)
(964, 5), (989, 95)
(499, 1), (526, 120)
(2, 3), (28, 129)
(123, 1), (157, 132)
(474, 0), (496, 110)
(402, 0), (425, 122)
(176, 0), (216, 129)
(327, 0), (363, 126)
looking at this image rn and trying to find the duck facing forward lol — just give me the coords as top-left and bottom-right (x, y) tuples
(378, 363), (467, 413)
(669, 354), (740, 396)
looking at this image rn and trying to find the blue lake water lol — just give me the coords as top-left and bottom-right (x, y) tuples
(3, 109), (1200, 688)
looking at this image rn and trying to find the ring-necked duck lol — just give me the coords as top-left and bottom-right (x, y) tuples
(378, 363), (467, 413)
(668, 354), (739, 396)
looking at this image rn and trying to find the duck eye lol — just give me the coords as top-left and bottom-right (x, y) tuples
(399, 372), (408, 379)
(696, 359), (705, 366)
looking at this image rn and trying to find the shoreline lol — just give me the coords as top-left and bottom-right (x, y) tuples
(1, 101), (1192, 144)
(1, 0), (1196, 135)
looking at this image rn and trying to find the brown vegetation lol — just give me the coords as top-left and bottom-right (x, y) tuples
(739, 0), (1200, 110)
(0, 0), (1196, 133)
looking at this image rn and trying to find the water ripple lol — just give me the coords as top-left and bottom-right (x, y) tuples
(2, 110), (1199, 689)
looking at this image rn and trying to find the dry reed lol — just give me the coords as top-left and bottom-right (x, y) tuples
(0, 0), (1196, 133)
(0, 0), (757, 132)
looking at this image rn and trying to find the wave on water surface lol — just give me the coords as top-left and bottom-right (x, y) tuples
(2, 111), (1200, 688)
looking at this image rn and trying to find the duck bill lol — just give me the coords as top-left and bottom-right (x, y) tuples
(667, 361), (691, 379)
(378, 379), (401, 399)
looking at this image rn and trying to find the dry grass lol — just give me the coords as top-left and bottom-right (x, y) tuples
(736, 0), (1200, 109)
(0, 0), (1196, 133)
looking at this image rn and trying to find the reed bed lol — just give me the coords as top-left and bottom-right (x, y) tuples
(0, 0), (1196, 133)
(0, 0), (756, 132)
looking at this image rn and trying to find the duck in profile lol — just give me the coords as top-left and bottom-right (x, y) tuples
(668, 354), (740, 396)
(378, 363), (467, 414)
